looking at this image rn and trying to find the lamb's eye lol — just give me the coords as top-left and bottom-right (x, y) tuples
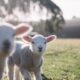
(32, 41), (35, 44)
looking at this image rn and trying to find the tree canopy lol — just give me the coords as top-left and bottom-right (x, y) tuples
(0, 0), (65, 34)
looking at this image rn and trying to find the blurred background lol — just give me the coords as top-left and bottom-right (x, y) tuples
(1, 1), (80, 80)
(0, 0), (80, 37)
(0, 0), (64, 36)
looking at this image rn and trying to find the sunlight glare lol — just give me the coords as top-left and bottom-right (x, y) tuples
(12, 2), (53, 22)
(4, 0), (8, 4)
(52, 0), (80, 20)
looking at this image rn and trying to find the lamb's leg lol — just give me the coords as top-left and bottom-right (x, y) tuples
(0, 69), (4, 80)
(8, 57), (14, 80)
(0, 60), (5, 80)
(8, 63), (14, 80)
(34, 69), (42, 80)
(14, 66), (20, 80)
(20, 67), (31, 80)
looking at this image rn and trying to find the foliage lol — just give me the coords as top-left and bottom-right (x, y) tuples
(0, 0), (65, 34)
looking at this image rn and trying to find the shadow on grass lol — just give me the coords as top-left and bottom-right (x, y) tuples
(42, 74), (52, 80)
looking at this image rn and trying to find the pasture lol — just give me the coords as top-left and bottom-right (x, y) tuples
(4, 39), (80, 80)
(42, 39), (80, 80)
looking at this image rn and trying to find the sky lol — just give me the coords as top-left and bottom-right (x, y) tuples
(52, 0), (80, 20)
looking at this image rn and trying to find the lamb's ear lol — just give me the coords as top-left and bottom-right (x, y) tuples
(46, 35), (56, 43)
(15, 23), (33, 37)
(22, 36), (32, 43)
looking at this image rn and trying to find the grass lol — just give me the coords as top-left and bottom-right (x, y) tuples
(3, 39), (80, 80)
(42, 39), (80, 80)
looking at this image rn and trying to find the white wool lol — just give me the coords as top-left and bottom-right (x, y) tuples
(0, 23), (15, 55)
(8, 34), (56, 80)
(0, 22), (32, 79)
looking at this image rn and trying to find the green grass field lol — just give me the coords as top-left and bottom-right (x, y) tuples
(3, 39), (80, 80)
(42, 39), (80, 80)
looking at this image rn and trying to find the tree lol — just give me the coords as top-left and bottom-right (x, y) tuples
(36, 0), (65, 33)
(0, 0), (65, 34)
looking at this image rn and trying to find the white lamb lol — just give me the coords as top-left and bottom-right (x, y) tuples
(0, 23), (32, 79)
(8, 34), (56, 80)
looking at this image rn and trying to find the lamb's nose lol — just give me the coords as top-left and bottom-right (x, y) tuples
(38, 47), (42, 52)
(3, 40), (11, 50)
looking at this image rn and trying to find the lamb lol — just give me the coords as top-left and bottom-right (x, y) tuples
(0, 22), (32, 79)
(8, 34), (56, 80)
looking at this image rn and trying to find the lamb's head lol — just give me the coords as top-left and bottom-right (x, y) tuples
(22, 34), (56, 55)
(0, 23), (32, 57)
